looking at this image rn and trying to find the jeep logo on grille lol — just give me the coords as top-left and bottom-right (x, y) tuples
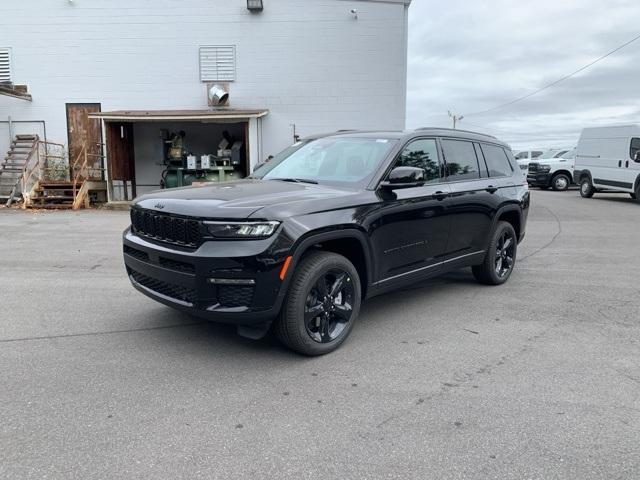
(154, 203), (165, 209)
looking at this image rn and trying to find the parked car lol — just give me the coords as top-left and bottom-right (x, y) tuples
(573, 125), (640, 201)
(123, 129), (530, 355)
(514, 149), (544, 173)
(527, 148), (576, 191)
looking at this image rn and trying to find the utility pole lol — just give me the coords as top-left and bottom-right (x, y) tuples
(448, 111), (464, 129)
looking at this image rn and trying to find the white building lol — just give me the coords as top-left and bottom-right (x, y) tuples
(0, 0), (411, 201)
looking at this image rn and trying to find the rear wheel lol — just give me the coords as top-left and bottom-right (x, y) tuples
(580, 177), (595, 198)
(472, 221), (517, 285)
(551, 173), (570, 191)
(274, 251), (361, 356)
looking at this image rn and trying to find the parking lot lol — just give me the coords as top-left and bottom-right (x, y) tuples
(1, 189), (639, 480)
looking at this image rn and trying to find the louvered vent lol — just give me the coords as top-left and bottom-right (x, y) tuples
(0, 48), (11, 84)
(199, 46), (236, 82)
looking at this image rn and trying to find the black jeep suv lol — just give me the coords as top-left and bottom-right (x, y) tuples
(123, 129), (529, 355)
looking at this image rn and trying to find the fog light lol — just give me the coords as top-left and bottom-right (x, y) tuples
(207, 278), (256, 285)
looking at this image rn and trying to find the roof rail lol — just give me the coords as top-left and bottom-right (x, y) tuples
(414, 126), (498, 140)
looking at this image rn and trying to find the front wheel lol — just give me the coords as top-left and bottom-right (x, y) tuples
(552, 173), (570, 191)
(580, 178), (595, 198)
(472, 221), (517, 285)
(274, 251), (361, 356)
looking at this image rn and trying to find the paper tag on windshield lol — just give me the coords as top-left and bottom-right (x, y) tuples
(376, 139), (389, 143)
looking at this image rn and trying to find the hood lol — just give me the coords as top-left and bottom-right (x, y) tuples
(133, 179), (356, 219)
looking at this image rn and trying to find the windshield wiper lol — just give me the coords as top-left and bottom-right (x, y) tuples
(270, 177), (318, 184)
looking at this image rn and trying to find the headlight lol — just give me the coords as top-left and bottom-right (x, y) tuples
(539, 164), (551, 173)
(204, 221), (280, 238)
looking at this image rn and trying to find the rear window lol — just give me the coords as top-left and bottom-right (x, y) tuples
(481, 143), (513, 177)
(441, 139), (480, 181)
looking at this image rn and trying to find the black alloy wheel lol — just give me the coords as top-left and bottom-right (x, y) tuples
(274, 251), (361, 356)
(304, 269), (355, 343)
(494, 229), (515, 278)
(472, 221), (518, 285)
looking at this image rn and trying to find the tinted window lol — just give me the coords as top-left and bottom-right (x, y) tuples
(532, 151), (543, 158)
(514, 151), (528, 160)
(474, 143), (489, 178)
(481, 143), (514, 177)
(441, 139), (480, 180)
(630, 138), (640, 160)
(393, 138), (441, 183)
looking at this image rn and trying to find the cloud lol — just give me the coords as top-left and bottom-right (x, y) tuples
(406, 0), (640, 149)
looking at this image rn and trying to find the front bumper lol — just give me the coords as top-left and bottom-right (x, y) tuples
(527, 172), (552, 187)
(123, 228), (288, 325)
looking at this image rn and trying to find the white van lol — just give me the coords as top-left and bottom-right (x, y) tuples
(574, 125), (640, 200)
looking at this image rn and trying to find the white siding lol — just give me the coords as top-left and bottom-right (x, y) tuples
(0, 0), (408, 163)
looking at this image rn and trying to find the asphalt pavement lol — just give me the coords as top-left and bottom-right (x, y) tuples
(1, 189), (639, 479)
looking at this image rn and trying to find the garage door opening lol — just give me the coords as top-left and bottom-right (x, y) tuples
(90, 109), (268, 202)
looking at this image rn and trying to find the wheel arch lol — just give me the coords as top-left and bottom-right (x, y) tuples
(288, 228), (373, 298)
(578, 169), (593, 182)
(492, 204), (523, 243)
(552, 169), (573, 180)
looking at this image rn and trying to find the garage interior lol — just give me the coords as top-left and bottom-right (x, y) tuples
(91, 109), (268, 201)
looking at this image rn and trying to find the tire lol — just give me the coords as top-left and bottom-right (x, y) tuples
(630, 193), (637, 200)
(274, 251), (361, 356)
(580, 177), (595, 198)
(551, 173), (570, 191)
(472, 221), (517, 285)
(634, 184), (640, 203)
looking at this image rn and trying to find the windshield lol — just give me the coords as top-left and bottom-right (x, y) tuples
(254, 136), (397, 187)
(539, 149), (565, 159)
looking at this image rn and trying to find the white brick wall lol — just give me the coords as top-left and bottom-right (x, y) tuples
(0, 0), (409, 163)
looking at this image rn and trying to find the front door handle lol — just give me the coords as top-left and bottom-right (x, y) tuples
(626, 160), (629, 168)
(618, 160), (622, 167)
(486, 185), (498, 194)
(433, 191), (448, 201)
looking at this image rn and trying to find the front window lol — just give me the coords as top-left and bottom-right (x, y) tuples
(255, 136), (397, 187)
(391, 138), (442, 183)
(560, 148), (576, 159)
(630, 138), (640, 160)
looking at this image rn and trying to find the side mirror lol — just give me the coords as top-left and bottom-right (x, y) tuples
(634, 151), (640, 163)
(380, 166), (426, 189)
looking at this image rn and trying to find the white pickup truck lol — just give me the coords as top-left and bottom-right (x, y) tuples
(526, 148), (575, 191)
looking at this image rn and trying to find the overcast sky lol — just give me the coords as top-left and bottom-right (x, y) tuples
(406, 0), (640, 150)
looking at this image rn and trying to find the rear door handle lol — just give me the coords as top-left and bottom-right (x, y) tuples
(618, 160), (622, 167)
(433, 191), (448, 201)
(626, 161), (629, 168)
(485, 185), (498, 194)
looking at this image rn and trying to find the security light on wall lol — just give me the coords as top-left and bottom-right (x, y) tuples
(247, 0), (263, 12)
